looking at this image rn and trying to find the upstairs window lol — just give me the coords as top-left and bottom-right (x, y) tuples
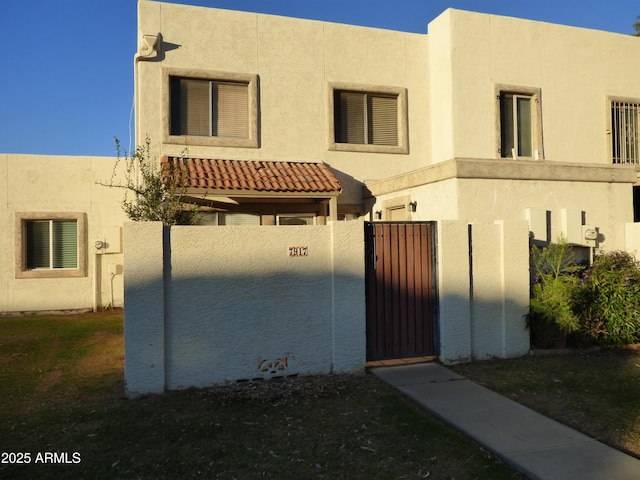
(496, 86), (543, 160)
(611, 100), (640, 164)
(334, 91), (398, 146)
(328, 83), (408, 154)
(500, 93), (533, 158)
(170, 78), (249, 138)
(164, 70), (258, 148)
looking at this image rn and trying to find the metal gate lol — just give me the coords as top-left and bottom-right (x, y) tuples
(365, 222), (438, 361)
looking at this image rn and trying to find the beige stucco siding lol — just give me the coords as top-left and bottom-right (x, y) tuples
(456, 178), (633, 250)
(136, 1), (430, 205)
(0, 154), (128, 314)
(430, 9), (640, 164)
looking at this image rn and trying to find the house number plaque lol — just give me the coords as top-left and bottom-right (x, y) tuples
(289, 246), (308, 257)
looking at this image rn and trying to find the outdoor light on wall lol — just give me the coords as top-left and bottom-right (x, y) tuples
(374, 211), (382, 220)
(408, 201), (418, 212)
(94, 240), (105, 249)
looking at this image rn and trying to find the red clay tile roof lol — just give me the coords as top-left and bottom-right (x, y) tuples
(161, 157), (342, 194)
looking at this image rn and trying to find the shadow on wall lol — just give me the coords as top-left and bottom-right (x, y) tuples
(124, 270), (530, 395)
(124, 268), (367, 395)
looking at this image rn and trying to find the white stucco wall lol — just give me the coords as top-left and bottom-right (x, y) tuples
(367, 159), (636, 252)
(437, 220), (530, 364)
(124, 221), (366, 397)
(430, 9), (640, 164)
(0, 154), (128, 314)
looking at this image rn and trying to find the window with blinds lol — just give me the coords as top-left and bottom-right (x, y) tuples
(334, 91), (398, 146)
(170, 77), (249, 138)
(611, 100), (640, 164)
(25, 219), (78, 270)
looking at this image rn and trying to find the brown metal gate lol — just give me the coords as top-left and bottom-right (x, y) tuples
(365, 222), (438, 361)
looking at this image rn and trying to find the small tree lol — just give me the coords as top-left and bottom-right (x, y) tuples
(527, 236), (584, 347)
(635, 15), (640, 36)
(99, 138), (199, 226)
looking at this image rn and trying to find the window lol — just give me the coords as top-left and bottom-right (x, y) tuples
(16, 213), (87, 279)
(26, 220), (77, 269)
(496, 87), (543, 159)
(611, 100), (640, 164)
(277, 214), (315, 226)
(334, 91), (398, 146)
(199, 212), (261, 226)
(164, 69), (258, 148)
(170, 78), (248, 138)
(328, 83), (408, 154)
(500, 93), (532, 158)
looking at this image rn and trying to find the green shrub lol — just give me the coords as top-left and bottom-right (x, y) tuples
(527, 238), (583, 347)
(575, 250), (640, 345)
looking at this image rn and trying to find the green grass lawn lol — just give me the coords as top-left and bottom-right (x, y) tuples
(0, 310), (520, 479)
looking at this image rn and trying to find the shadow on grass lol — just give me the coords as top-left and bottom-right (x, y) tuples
(0, 310), (522, 479)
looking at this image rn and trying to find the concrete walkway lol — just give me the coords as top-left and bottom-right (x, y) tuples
(371, 362), (640, 480)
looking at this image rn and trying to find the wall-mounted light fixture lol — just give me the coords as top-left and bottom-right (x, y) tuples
(374, 211), (382, 220)
(408, 201), (418, 212)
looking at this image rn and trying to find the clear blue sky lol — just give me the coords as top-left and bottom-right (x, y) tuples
(1, 0), (637, 157)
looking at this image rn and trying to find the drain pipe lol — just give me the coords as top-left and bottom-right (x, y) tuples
(93, 241), (105, 312)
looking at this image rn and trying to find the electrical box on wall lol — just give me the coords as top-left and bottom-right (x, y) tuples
(582, 225), (599, 247)
(95, 227), (122, 253)
(105, 227), (122, 253)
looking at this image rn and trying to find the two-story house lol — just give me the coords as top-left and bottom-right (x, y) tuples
(136, 1), (639, 250)
(3, 0), (640, 317)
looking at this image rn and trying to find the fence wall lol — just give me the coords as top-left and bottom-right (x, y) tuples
(123, 219), (531, 397)
(124, 221), (366, 397)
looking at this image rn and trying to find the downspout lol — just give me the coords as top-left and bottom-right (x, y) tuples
(133, 33), (161, 185)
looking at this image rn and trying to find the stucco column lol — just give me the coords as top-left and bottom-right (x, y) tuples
(123, 221), (166, 397)
(437, 220), (472, 364)
(330, 221), (366, 373)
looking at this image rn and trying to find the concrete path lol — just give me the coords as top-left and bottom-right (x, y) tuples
(371, 362), (640, 480)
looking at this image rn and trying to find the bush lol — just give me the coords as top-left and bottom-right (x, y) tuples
(527, 238), (583, 347)
(575, 251), (640, 345)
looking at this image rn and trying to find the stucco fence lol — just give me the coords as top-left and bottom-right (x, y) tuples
(123, 220), (531, 397)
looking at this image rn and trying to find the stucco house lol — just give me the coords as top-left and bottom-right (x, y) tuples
(0, 154), (127, 314)
(134, 1), (640, 246)
(4, 2), (640, 385)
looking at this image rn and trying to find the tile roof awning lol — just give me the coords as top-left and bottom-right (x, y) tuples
(161, 157), (342, 196)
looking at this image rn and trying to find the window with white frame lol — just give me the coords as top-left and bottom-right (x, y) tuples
(165, 70), (258, 148)
(26, 219), (77, 269)
(496, 87), (543, 160)
(500, 93), (533, 158)
(16, 213), (87, 278)
(611, 100), (640, 164)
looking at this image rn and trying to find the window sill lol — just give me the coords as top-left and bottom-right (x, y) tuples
(164, 135), (259, 149)
(16, 269), (86, 279)
(329, 142), (408, 155)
